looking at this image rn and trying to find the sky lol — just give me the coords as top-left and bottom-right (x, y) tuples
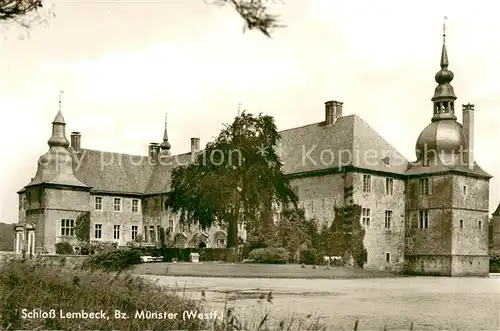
(0, 0), (499, 223)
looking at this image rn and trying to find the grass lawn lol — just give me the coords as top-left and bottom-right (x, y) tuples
(132, 262), (396, 279)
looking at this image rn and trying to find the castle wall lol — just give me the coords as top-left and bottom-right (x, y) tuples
(491, 215), (500, 253)
(351, 172), (406, 272)
(44, 187), (90, 254)
(404, 174), (490, 276)
(289, 174), (344, 228)
(449, 175), (489, 276)
(90, 194), (143, 246)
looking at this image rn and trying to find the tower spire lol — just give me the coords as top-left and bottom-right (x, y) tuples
(160, 112), (171, 152)
(431, 16), (457, 122)
(440, 16), (449, 69)
(48, 90), (70, 147)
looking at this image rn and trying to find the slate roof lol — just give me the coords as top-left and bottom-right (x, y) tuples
(61, 114), (409, 195)
(70, 148), (155, 195)
(279, 115), (408, 175)
(20, 113), (492, 196)
(406, 160), (492, 178)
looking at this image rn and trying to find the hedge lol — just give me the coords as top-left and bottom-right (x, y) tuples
(248, 247), (289, 264)
(82, 249), (141, 272)
(163, 248), (228, 262)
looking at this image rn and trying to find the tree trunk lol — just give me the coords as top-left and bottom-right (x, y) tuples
(226, 211), (239, 263)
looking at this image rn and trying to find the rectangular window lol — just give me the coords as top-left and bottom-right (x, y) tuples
(131, 225), (138, 240)
(21, 197), (26, 211)
(385, 253), (391, 263)
(385, 178), (394, 195)
(95, 196), (103, 210)
(132, 199), (139, 213)
(419, 178), (430, 196)
(143, 226), (148, 242)
(94, 224), (102, 239)
(113, 198), (121, 212)
(478, 221), (482, 230)
(460, 219), (463, 230)
(157, 225), (161, 242)
(362, 175), (371, 193)
(462, 186), (467, 195)
(113, 225), (120, 240)
(61, 219), (75, 236)
(384, 210), (392, 229)
(418, 210), (429, 229)
(362, 208), (371, 227)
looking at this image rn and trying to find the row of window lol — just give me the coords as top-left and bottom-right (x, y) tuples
(61, 220), (230, 241)
(361, 208), (394, 229)
(94, 197), (140, 213)
(361, 175), (469, 198)
(359, 209), (483, 231)
(362, 175), (395, 195)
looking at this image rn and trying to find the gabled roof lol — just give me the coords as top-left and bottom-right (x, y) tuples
(279, 114), (408, 175)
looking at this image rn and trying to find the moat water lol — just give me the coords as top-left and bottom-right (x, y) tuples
(141, 274), (500, 330)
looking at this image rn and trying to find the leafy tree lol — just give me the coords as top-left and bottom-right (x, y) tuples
(166, 112), (297, 261)
(271, 208), (313, 260)
(317, 204), (366, 268)
(75, 212), (90, 244)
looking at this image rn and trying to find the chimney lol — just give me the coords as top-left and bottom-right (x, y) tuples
(325, 100), (343, 125)
(462, 103), (475, 170)
(148, 143), (160, 161)
(191, 138), (200, 154)
(334, 101), (343, 120)
(70, 132), (81, 152)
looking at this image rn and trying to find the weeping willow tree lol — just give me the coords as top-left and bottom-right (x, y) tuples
(166, 112), (297, 261)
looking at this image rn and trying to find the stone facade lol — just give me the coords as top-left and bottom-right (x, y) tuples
(13, 34), (497, 276)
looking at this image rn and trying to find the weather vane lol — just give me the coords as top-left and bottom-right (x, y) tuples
(238, 103), (242, 116)
(58, 89), (64, 111)
(443, 16), (448, 41)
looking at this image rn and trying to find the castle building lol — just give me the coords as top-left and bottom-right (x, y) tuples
(489, 204), (500, 253)
(13, 31), (493, 276)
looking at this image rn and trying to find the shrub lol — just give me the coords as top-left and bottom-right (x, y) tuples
(162, 248), (228, 262)
(248, 247), (289, 264)
(299, 249), (318, 265)
(199, 248), (227, 262)
(240, 242), (268, 260)
(55, 242), (74, 255)
(82, 249), (141, 272)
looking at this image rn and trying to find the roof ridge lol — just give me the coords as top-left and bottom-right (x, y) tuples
(278, 115), (357, 134)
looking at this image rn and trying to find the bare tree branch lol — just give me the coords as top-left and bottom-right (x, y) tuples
(214, 0), (285, 37)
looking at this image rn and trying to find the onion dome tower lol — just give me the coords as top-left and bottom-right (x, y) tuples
(159, 113), (171, 157)
(415, 21), (467, 166)
(25, 91), (87, 188)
